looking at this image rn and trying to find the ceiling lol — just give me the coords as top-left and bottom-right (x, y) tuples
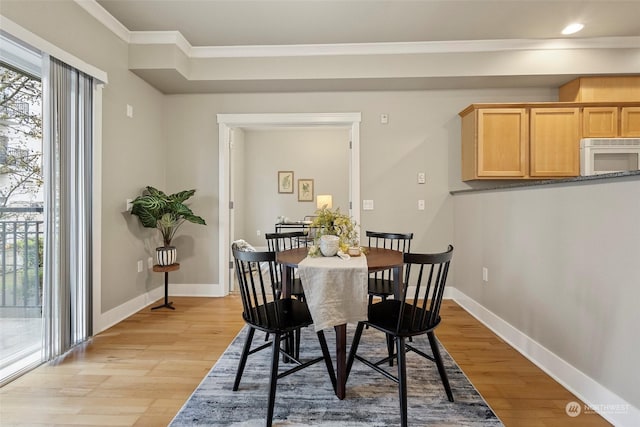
(97, 0), (640, 46)
(92, 0), (640, 93)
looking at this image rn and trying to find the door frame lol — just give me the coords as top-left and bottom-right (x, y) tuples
(217, 112), (361, 295)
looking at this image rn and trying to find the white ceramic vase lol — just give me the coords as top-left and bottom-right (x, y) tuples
(319, 235), (340, 257)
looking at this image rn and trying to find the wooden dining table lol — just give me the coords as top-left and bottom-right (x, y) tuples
(276, 246), (403, 400)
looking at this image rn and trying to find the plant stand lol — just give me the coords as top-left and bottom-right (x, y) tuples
(151, 263), (180, 310)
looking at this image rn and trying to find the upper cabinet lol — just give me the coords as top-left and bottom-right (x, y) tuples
(529, 108), (580, 177)
(582, 106), (640, 138)
(621, 107), (640, 137)
(559, 76), (640, 102)
(461, 108), (528, 180)
(461, 105), (580, 180)
(461, 76), (640, 181)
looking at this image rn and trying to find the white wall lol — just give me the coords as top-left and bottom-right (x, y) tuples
(453, 176), (640, 419)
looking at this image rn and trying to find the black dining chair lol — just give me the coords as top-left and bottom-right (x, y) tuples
(346, 245), (454, 427)
(366, 231), (413, 305)
(366, 231), (414, 363)
(264, 231), (308, 302)
(231, 246), (336, 427)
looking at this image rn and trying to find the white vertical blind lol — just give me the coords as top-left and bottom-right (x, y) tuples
(42, 55), (93, 360)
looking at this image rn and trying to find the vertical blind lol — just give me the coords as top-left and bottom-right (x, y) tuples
(42, 56), (93, 360)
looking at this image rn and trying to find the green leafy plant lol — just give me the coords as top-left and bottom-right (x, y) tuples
(308, 207), (358, 256)
(130, 186), (206, 247)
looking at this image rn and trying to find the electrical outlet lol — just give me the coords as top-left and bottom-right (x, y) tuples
(417, 172), (426, 184)
(147, 257), (153, 269)
(418, 200), (425, 210)
(257, 230), (261, 236)
(137, 260), (143, 273)
(482, 267), (488, 282)
(126, 198), (133, 211)
(362, 200), (374, 210)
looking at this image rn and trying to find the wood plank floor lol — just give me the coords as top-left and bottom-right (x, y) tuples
(0, 296), (611, 426)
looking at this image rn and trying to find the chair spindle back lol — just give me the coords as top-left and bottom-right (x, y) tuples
(397, 245), (453, 333)
(232, 245), (280, 328)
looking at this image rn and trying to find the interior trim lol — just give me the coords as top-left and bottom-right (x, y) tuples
(450, 287), (639, 427)
(74, 1), (639, 59)
(217, 112), (362, 295)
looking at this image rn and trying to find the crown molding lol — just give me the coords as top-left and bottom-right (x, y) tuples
(74, 0), (130, 43)
(76, 0), (640, 59)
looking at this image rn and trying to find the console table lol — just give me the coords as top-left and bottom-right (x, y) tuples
(152, 263), (180, 310)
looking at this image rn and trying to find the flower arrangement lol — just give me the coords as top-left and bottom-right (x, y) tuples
(308, 207), (359, 256)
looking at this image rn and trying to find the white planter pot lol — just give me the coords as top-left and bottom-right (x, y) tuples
(156, 246), (177, 266)
(319, 235), (340, 257)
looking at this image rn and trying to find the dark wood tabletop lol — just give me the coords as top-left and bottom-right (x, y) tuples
(276, 246), (403, 271)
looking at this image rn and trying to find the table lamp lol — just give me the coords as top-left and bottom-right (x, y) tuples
(316, 194), (333, 209)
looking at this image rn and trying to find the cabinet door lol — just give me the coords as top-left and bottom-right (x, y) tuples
(621, 107), (640, 137)
(530, 108), (580, 177)
(582, 107), (618, 137)
(477, 109), (528, 177)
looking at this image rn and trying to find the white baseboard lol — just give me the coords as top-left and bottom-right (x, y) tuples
(94, 283), (224, 334)
(94, 286), (164, 333)
(450, 287), (639, 427)
(172, 283), (226, 297)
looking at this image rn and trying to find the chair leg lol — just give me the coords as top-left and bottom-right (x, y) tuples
(396, 336), (408, 427)
(295, 328), (301, 360)
(317, 330), (337, 392)
(387, 334), (394, 366)
(233, 326), (256, 391)
(346, 322), (365, 379)
(266, 332), (282, 427)
(427, 331), (454, 402)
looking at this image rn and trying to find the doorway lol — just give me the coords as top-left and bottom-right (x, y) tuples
(217, 112), (361, 294)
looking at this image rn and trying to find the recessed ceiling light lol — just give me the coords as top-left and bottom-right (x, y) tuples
(562, 23), (584, 35)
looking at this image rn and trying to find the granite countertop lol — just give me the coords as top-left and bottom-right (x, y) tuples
(450, 170), (640, 195)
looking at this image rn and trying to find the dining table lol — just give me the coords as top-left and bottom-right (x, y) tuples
(276, 246), (403, 400)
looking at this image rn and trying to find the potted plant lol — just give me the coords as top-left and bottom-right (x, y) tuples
(130, 186), (206, 265)
(308, 207), (359, 256)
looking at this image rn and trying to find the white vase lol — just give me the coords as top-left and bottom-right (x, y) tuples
(156, 246), (177, 266)
(319, 235), (340, 257)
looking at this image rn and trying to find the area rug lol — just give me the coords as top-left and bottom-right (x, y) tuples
(171, 325), (503, 426)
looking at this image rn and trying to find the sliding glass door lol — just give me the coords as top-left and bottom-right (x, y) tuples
(0, 58), (44, 383)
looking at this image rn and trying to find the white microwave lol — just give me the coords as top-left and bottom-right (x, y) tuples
(580, 138), (640, 176)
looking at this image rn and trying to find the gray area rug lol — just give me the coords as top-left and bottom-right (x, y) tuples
(171, 325), (503, 426)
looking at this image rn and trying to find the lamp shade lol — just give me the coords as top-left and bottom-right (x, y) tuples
(316, 194), (333, 209)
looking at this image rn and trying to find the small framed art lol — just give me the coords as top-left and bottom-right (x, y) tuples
(278, 171), (294, 193)
(298, 179), (314, 202)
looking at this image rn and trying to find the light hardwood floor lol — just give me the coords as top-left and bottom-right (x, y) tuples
(0, 296), (611, 426)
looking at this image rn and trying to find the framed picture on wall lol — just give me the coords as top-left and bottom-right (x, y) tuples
(298, 179), (314, 202)
(278, 171), (294, 193)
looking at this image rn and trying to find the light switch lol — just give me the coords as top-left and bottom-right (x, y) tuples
(362, 200), (374, 210)
(126, 104), (133, 118)
(126, 198), (133, 211)
(380, 114), (389, 124)
(418, 200), (425, 210)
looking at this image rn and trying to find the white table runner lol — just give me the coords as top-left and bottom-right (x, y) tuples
(298, 254), (368, 331)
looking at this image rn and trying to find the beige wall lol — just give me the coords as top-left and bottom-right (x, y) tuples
(241, 128), (350, 247)
(1, 1), (167, 313)
(163, 88), (556, 283)
(453, 177), (640, 410)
